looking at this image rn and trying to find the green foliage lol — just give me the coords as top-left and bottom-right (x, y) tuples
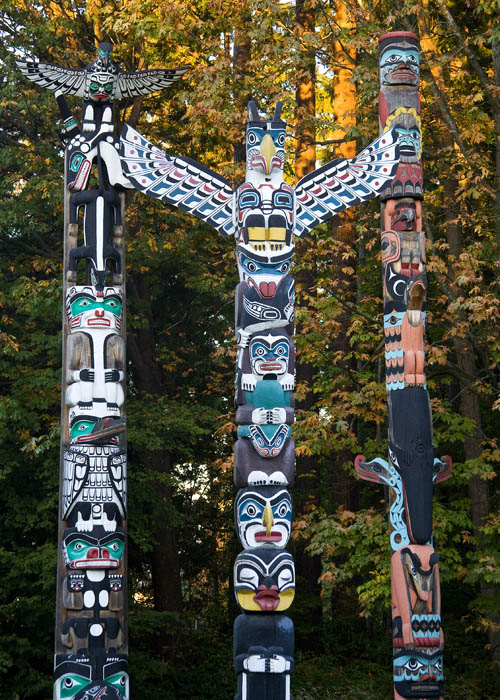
(0, 0), (499, 698)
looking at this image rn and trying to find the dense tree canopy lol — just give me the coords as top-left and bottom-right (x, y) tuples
(0, 1), (499, 698)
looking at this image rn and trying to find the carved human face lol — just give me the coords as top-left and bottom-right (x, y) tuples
(234, 548), (295, 611)
(66, 286), (122, 331)
(380, 44), (420, 86)
(235, 487), (292, 549)
(249, 333), (291, 377)
(88, 72), (114, 102)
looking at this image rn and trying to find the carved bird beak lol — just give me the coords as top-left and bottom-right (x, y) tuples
(260, 133), (276, 175)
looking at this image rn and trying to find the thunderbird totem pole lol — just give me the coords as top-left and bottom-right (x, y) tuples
(16, 42), (186, 698)
(120, 101), (399, 698)
(354, 32), (452, 700)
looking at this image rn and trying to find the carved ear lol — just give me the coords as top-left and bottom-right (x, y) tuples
(248, 100), (260, 121)
(429, 553), (439, 567)
(273, 101), (283, 121)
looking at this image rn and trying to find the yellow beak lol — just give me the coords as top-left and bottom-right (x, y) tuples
(263, 505), (274, 535)
(260, 133), (276, 175)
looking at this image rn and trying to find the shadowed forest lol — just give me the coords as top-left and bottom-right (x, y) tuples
(0, 1), (499, 698)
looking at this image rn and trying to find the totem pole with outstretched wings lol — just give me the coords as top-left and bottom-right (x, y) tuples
(16, 40), (187, 700)
(120, 102), (399, 700)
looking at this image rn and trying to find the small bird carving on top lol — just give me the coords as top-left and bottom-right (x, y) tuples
(16, 41), (188, 190)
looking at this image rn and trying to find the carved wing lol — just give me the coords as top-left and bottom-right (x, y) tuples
(120, 124), (236, 237)
(294, 129), (400, 237)
(115, 67), (188, 99)
(16, 59), (86, 97)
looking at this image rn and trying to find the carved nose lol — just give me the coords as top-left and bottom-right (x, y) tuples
(100, 548), (110, 558)
(95, 309), (104, 317)
(87, 548), (99, 559)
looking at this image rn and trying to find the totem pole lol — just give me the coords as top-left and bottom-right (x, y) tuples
(16, 42), (186, 698)
(120, 101), (399, 699)
(354, 32), (452, 700)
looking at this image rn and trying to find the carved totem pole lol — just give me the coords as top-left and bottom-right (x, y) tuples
(120, 101), (399, 699)
(354, 32), (452, 700)
(16, 42), (186, 698)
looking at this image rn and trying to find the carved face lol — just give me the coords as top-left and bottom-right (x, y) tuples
(384, 108), (421, 160)
(393, 650), (443, 696)
(235, 487), (292, 549)
(380, 43), (420, 86)
(88, 72), (115, 102)
(66, 287), (122, 331)
(249, 333), (291, 377)
(234, 548), (295, 612)
(236, 245), (293, 298)
(63, 527), (125, 569)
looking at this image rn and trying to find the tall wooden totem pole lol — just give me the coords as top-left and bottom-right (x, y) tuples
(355, 31), (452, 700)
(16, 43), (186, 699)
(120, 102), (399, 699)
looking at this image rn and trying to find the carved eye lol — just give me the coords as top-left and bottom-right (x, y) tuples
(276, 133), (285, 147)
(247, 131), (258, 145)
(275, 500), (291, 518)
(243, 503), (258, 517)
(433, 659), (443, 674)
(63, 678), (75, 688)
(386, 53), (401, 64)
(246, 261), (258, 273)
(108, 542), (120, 552)
(73, 542), (85, 551)
(275, 345), (287, 356)
(255, 346), (265, 356)
(410, 566), (417, 577)
(278, 262), (289, 273)
(407, 55), (418, 65)
(238, 567), (259, 588)
(278, 567), (294, 589)
(404, 658), (425, 673)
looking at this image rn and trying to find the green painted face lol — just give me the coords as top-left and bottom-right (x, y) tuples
(70, 418), (98, 439)
(70, 295), (122, 319)
(106, 672), (129, 696)
(56, 673), (90, 698)
(64, 532), (125, 567)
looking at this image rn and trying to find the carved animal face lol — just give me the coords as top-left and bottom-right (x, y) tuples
(401, 547), (438, 603)
(63, 527), (125, 569)
(393, 650), (443, 695)
(236, 245), (293, 298)
(234, 548), (295, 611)
(54, 655), (128, 700)
(235, 487), (292, 549)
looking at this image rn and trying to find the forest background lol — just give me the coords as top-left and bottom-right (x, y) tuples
(0, 0), (499, 698)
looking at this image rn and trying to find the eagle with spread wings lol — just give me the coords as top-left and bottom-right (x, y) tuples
(120, 101), (400, 241)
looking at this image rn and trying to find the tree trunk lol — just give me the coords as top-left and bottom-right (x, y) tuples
(419, 6), (498, 659)
(294, 0), (323, 652)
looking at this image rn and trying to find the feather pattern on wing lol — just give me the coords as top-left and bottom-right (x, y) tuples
(120, 124), (236, 237)
(116, 68), (188, 99)
(294, 129), (400, 237)
(15, 59), (86, 97)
